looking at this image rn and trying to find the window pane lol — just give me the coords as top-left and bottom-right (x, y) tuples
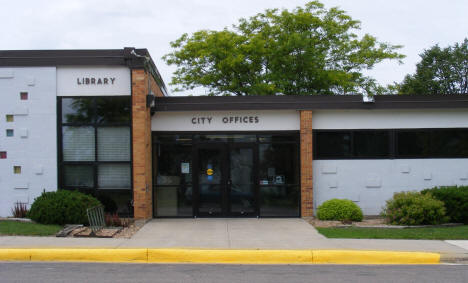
(96, 97), (131, 123)
(97, 127), (130, 161)
(63, 126), (95, 161)
(260, 185), (299, 216)
(156, 144), (192, 185)
(259, 143), (299, 185)
(62, 98), (94, 123)
(431, 129), (468, 157)
(155, 186), (193, 217)
(96, 190), (133, 217)
(155, 135), (193, 143)
(64, 165), (94, 188)
(98, 164), (131, 189)
(354, 131), (390, 157)
(258, 134), (299, 143)
(397, 131), (431, 157)
(315, 132), (352, 158)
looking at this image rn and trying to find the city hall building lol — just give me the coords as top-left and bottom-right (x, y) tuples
(1, 49), (468, 219)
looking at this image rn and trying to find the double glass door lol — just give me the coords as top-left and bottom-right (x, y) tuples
(196, 144), (256, 217)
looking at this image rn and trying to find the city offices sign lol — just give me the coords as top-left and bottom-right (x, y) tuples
(152, 111), (300, 131)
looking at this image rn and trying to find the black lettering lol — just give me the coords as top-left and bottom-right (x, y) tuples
(255, 116), (259, 123)
(77, 78), (81, 85)
(200, 117), (206, 124)
(249, 117), (254, 123)
(222, 117), (229, 123)
(229, 117), (234, 123)
(85, 78), (90, 84)
(110, 78), (116, 84)
(207, 117), (212, 124)
(191, 118), (197, 124)
(104, 78), (109, 84)
(97, 78), (102, 84)
(243, 116), (249, 123)
(91, 78), (96, 84)
(235, 117), (239, 123)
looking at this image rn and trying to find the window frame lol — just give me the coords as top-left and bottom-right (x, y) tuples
(57, 96), (133, 192)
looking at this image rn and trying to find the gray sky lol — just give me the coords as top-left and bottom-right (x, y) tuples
(1, 0), (467, 96)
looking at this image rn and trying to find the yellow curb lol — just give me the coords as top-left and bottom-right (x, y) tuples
(148, 249), (313, 264)
(0, 249), (440, 264)
(314, 250), (440, 264)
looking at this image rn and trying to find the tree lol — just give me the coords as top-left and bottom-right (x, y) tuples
(163, 1), (404, 96)
(399, 38), (468, 95)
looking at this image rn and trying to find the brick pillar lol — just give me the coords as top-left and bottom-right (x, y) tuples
(132, 69), (153, 219)
(300, 110), (314, 217)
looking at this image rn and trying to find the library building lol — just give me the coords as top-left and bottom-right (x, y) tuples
(1, 48), (468, 219)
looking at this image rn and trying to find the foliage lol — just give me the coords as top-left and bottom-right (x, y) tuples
(381, 191), (447, 225)
(316, 225), (468, 240)
(422, 186), (468, 224)
(11, 202), (28, 218)
(28, 190), (101, 225)
(163, 1), (404, 96)
(317, 199), (363, 222)
(0, 221), (62, 236)
(105, 213), (130, 227)
(399, 38), (468, 94)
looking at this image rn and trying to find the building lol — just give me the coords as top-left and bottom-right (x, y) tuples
(1, 49), (468, 219)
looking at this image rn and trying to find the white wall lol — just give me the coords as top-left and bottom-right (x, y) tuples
(57, 66), (131, 96)
(313, 109), (468, 129)
(0, 67), (57, 217)
(314, 159), (468, 215)
(152, 110), (300, 131)
(312, 109), (468, 215)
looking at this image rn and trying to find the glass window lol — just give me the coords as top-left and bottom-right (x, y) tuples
(62, 98), (94, 124)
(260, 185), (299, 216)
(155, 186), (193, 217)
(98, 164), (131, 189)
(64, 165), (94, 188)
(97, 127), (131, 161)
(62, 126), (95, 161)
(258, 134), (299, 143)
(315, 132), (352, 158)
(6, 129), (14, 137)
(259, 143), (299, 185)
(156, 135), (193, 143)
(156, 143), (192, 185)
(96, 190), (133, 216)
(96, 97), (131, 123)
(354, 131), (390, 158)
(397, 131), (431, 157)
(431, 129), (468, 157)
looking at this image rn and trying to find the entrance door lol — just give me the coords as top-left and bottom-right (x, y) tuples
(195, 144), (256, 217)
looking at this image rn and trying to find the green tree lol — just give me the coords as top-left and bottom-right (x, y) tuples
(399, 38), (468, 95)
(163, 1), (404, 96)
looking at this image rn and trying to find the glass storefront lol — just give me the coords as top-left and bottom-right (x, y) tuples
(153, 132), (300, 217)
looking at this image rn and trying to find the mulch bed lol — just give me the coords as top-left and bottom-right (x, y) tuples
(57, 219), (146, 238)
(305, 217), (463, 229)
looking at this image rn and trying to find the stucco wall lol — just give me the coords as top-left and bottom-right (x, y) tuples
(0, 67), (57, 217)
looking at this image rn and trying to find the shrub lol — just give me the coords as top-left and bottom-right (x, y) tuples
(422, 186), (468, 224)
(11, 202), (28, 218)
(28, 190), (101, 225)
(317, 199), (363, 222)
(381, 191), (448, 225)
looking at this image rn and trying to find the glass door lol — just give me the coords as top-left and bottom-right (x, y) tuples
(228, 145), (256, 216)
(196, 145), (227, 216)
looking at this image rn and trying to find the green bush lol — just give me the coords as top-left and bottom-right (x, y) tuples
(381, 191), (448, 225)
(422, 186), (468, 224)
(317, 199), (363, 222)
(28, 190), (101, 225)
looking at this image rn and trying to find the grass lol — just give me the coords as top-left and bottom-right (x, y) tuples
(0, 221), (62, 236)
(316, 225), (468, 240)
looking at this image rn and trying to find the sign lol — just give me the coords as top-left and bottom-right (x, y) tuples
(206, 168), (214, 176)
(152, 110), (300, 131)
(181, 163), (190, 174)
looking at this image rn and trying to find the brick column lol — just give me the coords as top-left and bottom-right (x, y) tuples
(300, 110), (314, 217)
(132, 69), (153, 219)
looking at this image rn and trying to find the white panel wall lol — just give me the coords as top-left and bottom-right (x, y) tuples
(0, 67), (57, 217)
(57, 66), (131, 96)
(314, 159), (468, 215)
(152, 110), (300, 131)
(313, 109), (468, 129)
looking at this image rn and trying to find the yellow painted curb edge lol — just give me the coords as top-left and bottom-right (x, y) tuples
(0, 249), (440, 264)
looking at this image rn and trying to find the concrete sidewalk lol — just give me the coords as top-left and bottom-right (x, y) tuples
(0, 219), (467, 263)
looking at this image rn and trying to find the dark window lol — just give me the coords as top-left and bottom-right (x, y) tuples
(354, 131), (390, 158)
(431, 129), (468, 157)
(315, 131), (352, 159)
(397, 130), (431, 157)
(259, 143), (299, 185)
(260, 185), (300, 217)
(59, 96), (132, 216)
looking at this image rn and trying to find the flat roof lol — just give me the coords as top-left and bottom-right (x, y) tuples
(0, 48), (167, 95)
(154, 95), (468, 111)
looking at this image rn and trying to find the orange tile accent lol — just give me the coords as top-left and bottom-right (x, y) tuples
(300, 111), (314, 217)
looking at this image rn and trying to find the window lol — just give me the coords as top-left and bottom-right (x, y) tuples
(59, 96), (132, 214)
(354, 131), (390, 158)
(20, 92), (28, 100)
(6, 129), (14, 137)
(315, 131), (352, 159)
(396, 130), (431, 157)
(6, 115), (13, 122)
